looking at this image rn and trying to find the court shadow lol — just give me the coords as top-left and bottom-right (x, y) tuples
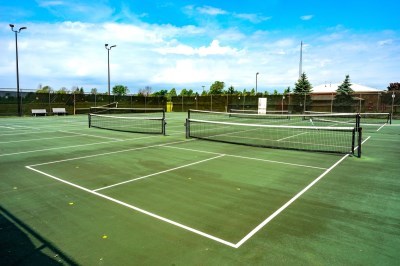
(0, 205), (78, 265)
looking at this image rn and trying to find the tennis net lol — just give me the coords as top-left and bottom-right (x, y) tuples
(229, 109), (290, 114)
(192, 109), (361, 128)
(186, 110), (362, 156)
(304, 111), (391, 125)
(88, 107), (166, 135)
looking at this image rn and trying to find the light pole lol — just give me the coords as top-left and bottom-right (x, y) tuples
(391, 91), (395, 115)
(256, 72), (259, 94)
(105, 43), (116, 103)
(10, 24), (27, 117)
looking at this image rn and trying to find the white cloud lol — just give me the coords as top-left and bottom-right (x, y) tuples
(196, 6), (228, 16)
(37, 0), (65, 7)
(300, 15), (314, 21)
(378, 39), (393, 46)
(155, 40), (240, 57)
(234, 13), (271, 23)
(1, 21), (399, 92)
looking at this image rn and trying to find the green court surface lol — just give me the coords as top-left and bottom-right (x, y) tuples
(1, 113), (399, 265)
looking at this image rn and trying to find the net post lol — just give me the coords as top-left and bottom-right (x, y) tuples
(351, 128), (355, 155)
(356, 113), (361, 129)
(162, 109), (166, 135)
(162, 120), (166, 135)
(389, 113), (392, 124)
(185, 118), (190, 138)
(357, 127), (362, 158)
(88, 113), (91, 128)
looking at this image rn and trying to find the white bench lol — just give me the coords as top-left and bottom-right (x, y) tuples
(31, 109), (47, 116)
(52, 107), (67, 115)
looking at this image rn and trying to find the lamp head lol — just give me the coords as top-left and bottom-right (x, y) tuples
(105, 44), (108, 47)
(110, 45), (116, 48)
(9, 24), (14, 28)
(19, 27), (27, 32)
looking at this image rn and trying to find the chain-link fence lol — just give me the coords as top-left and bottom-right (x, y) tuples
(0, 90), (399, 118)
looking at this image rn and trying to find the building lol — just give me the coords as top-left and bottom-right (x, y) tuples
(309, 83), (386, 112)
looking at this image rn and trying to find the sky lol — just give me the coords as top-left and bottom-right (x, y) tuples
(1, 0), (399, 94)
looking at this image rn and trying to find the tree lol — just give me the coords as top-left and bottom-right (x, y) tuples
(250, 88), (256, 96)
(293, 72), (313, 113)
(284, 86), (291, 95)
(56, 87), (68, 94)
(209, 81), (225, 94)
(152, 89), (168, 96)
(242, 89), (250, 96)
(169, 88), (177, 97)
(387, 82), (400, 91)
(138, 86), (151, 96)
(71, 86), (84, 94)
(180, 88), (188, 96)
(36, 85), (52, 93)
(112, 85), (129, 96)
(333, 75), (354, 112)
(91, 88), (97, 94)
(227, 85), (236, 95)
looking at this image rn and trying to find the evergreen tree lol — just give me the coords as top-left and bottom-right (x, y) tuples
(333, 75), (354, 112)
(293, 73), (313, 113)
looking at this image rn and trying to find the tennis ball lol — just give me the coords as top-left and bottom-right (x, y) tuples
(102, 235), (108, 239)
(69, 202), (74, 205)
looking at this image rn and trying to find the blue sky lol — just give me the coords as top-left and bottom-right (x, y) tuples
(1, 0), (399, 93)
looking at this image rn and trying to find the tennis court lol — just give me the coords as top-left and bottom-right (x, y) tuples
(1, 112), (399, 265)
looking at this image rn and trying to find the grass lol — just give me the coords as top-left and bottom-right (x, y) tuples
(0, 112), (399, 265)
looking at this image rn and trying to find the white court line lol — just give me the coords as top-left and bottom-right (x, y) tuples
(376, 123), (386, 131)
(233, 135), (372, 248)
(0, 132), (183, 157)
(58, 130), (124, 141)
(93, 154), (225, 191)
(163, 145), (327, 170)
(234, 154), (350, 248)
(0, 125), (15, 129)
(28, 139), (192, 167)
(277, 132), (308, 141)
(25, 165), (237, 248)
(0, 140), (120, 157)
(23, 135), (371, 248)
(0, 135), (86, 144)
(0, 130), (62, 137)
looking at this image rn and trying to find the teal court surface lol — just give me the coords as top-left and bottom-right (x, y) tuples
(1, 112), (399, 265)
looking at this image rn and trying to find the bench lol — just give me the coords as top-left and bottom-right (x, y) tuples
(31, 109), (47, 116)
(52, 108), (67, 115)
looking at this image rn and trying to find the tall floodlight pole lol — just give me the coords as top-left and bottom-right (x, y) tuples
(299, 41), (303, 79)
(10, 24), (27, 117)
(105, 43), (116, 103)
(256, 72), (259, 94)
